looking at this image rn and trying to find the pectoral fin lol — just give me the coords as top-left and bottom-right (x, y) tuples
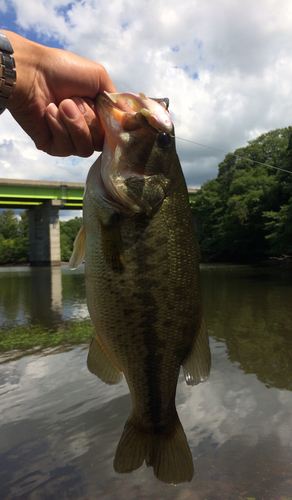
(87, 330), (123, 385)
(182, 315), (211, 386)
(100, 213), (125, 272)
(69, 224), (86, 270)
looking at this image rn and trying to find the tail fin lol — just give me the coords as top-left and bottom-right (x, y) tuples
(113, 411), (194, 485)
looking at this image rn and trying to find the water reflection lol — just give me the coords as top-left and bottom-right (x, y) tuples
(29, 266), (63, 327)
(201, 265), (292, 390)
(0, 264), (89, 330)
(61, 265), (89, 322)
(1, 340), (292, 499)
(0, 267), (32, 327)
(1, 264), (292, 499)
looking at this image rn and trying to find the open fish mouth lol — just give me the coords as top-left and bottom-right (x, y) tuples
(97, 91), (173, 135)
(94, 92), (174, 214)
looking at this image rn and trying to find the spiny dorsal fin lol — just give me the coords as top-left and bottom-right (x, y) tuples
(69, 225), (86, 270)
(87, 331), (123, 385)
(182, 315), (211, 386)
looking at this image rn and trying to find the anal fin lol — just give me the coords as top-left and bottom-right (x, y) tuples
(87, 330), (123, 385)
(182, 315), (211, 386)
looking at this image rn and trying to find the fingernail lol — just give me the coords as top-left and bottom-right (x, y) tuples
(72, 97), (86, 114)
(47, 102), (58, 119)
(62, 100), (81, 120)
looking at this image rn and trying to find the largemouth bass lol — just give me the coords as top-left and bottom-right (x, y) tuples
(69, 91), (211, 484)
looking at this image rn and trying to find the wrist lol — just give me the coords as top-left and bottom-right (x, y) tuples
(2, 30), (47, 114)
(0, 30), (16, 115)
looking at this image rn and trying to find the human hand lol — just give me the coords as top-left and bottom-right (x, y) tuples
(3, 30), (117, 157)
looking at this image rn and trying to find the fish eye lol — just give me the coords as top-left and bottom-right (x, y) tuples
(157, 133), (172, 148)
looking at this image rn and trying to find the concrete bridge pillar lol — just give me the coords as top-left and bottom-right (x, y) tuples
(27, 200), (61, 266)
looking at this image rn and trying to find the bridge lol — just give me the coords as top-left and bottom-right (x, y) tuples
(0, 178), (198, 265)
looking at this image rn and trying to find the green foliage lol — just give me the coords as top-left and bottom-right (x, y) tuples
(0, 210), (29, 264)
(264, 199), (292, 255)
(0, 208), (18, 239)
(193, 126), (292, 262)
(60, 216), (82, 262)
(0, 319), (93, 357)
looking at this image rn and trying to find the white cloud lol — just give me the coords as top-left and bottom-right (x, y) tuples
(1, 0), (292, 188)
(176, 339), (292, 456)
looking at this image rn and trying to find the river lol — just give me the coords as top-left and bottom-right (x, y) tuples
(0, 263), (292, 500)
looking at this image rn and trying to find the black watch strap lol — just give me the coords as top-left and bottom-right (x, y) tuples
(0, 30), (16, 115)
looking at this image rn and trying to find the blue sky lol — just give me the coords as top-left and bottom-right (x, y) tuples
(1, 0), (292, 195)
(1, 2), (64, 47)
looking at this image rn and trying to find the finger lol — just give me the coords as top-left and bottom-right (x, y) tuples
(45, 102), (76, 156)
(81, 97), (105, 151)
(58, 98), (102, 156)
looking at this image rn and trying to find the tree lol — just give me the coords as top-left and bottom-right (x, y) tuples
(0, 210), (29, 264)
(191, 179), (226, 261)
(263, 127), (292, 256)
(193, 127), (292, 262)
(264, 200), (292, 255)
(0, 209), (19, 239)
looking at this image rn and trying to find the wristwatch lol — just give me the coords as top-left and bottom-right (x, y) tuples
(0, 30), (16, 115)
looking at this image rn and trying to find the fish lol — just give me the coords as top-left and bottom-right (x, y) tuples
(69, 91), (211, 485)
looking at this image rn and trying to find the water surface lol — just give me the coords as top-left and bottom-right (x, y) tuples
(1, 264), (292, 500)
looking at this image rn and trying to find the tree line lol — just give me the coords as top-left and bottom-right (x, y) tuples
(191, 126), (292, 262)
(0, 125), (291, 265)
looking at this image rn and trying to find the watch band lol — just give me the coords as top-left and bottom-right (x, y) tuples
(0, 30), (16, 115)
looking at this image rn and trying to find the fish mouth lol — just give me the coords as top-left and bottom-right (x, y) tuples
(96, 91), (173, 135)
(94, 92), (173, 214)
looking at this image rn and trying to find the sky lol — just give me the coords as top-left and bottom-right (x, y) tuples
(1, 0), (292, 193)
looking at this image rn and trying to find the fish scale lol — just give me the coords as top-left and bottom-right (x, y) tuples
(69, 92), (211, 484)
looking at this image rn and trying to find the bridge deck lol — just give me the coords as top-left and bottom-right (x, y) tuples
(0, 178), (84, 210)
(0, 178), (198, 210)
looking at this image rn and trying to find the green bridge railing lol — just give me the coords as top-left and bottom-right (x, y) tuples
(0, 179), (198, 210)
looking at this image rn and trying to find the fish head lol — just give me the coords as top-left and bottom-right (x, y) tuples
(95, 92), (176, 215)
